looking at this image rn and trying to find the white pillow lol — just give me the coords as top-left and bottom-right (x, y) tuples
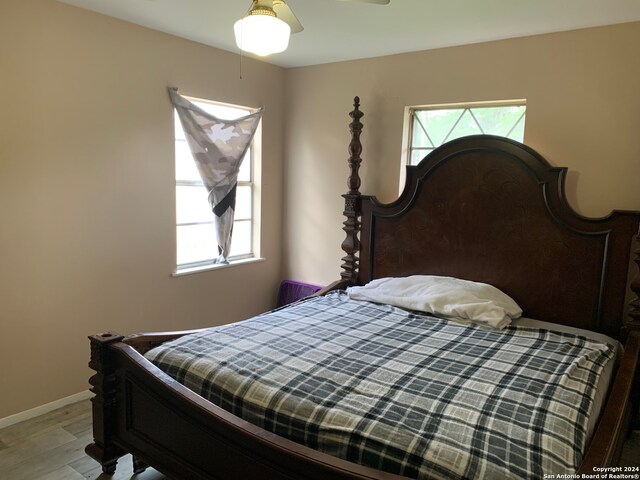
(346, 275), (522, 329)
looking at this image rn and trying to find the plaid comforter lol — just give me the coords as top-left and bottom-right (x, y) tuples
(145, 292), (614, 479)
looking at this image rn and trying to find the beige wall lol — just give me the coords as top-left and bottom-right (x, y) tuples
(2, 1), (639, 422)
(0, 0), (285, 419)
(283, 23), (640, 286)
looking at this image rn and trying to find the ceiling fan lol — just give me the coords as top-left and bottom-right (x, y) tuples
(234, 0), (390, 57)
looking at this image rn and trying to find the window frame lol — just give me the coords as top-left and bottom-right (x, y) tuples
(404, 99), (527, 166)
(173, 97), (261, 274)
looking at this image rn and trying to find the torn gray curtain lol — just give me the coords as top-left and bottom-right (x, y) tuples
(169, 88), (263, 263)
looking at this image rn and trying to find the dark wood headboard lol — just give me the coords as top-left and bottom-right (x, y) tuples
(340, 97), (640, 339)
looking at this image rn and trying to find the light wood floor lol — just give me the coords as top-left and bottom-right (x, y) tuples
(0, 400), (166, 480)
(2, 399), (640, 479)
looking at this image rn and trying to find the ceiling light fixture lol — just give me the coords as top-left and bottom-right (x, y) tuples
(234, 1), (291, 57)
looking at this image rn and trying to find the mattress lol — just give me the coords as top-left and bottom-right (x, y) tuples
(510, 317), (620, 443)
(145, 292), (617, 479)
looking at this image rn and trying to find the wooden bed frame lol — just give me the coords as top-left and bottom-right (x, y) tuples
(87, 97), (640, 479)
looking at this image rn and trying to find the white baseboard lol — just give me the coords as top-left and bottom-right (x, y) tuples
(0, 390), (93, 430)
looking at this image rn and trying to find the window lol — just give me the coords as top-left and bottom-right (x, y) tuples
(407, 101), (526, 166)
(175, 99), (259, 271)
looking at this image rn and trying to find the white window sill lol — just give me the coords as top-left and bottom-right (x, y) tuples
(171, 257), (265, 277)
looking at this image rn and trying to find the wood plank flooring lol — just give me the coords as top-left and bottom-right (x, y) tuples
(1, 399), (640, 479)
(0, 400), (165, 479)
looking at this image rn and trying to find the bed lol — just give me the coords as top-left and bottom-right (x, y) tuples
(86, 97), (640, 479)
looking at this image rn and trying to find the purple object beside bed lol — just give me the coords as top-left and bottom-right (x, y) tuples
(277, 280), (322, 307)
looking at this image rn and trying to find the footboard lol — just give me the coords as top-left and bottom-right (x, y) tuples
(85, 332), (408, 480)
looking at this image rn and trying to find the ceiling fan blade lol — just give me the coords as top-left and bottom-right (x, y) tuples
(336, 0), (390, 4)
(272, 0), (304, 34)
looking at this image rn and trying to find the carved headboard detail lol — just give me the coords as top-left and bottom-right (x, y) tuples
(355, 135), (639, 338)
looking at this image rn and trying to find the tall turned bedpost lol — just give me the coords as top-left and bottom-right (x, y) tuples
(629, 233), (640, 329)
(626, 230), (640, 428)
(341, 96), (363, 283)
(85, 332), (125, 474)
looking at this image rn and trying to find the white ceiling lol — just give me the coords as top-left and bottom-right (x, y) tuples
(57, 0), (640, 68)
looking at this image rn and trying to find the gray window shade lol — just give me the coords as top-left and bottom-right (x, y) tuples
(169, 88), (263, 263)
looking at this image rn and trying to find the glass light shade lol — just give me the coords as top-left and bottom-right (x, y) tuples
(234, 13), (290, 56)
